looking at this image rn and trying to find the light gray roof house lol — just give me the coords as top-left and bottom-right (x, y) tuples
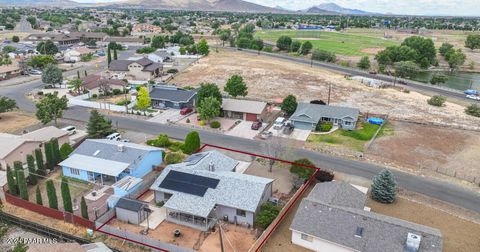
(108, 58), (163, 73)
(290, 103), (360, 124)
(150, 151), (273, 218)
(290, 181), (443, 252)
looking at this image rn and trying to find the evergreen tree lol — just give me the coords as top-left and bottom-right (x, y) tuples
(371, 169), (397, 203)
(6, 166), (18, 196)
(13, 161), (23, 186)
(107, 47), (112, 65)
(26, 154), (37, 185)
(46, 180), (58, 210)
(61, 177), (73, 213)
(280, 95), (298, 116)
(77, 70), (80, 79)
(34, 149), (45, 175)
(84, 70), (87, 77)
(113, 48), (118, 60)
(59, 143), (74, 160)
(35, 185), (43, 205)
(87, 110), (114, 138)
(50, 138), (61, 164)
(182, 131), (201, 154)
(44, 141), (54, 170)
(17, 167), (28, 201)
(80, 196), (89, 219)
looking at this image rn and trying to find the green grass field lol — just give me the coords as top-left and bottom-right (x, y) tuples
(255, 30), (399, 56)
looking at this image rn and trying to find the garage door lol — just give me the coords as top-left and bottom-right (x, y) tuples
(293, 121), (314, 130)
(245, 113), (258, 121)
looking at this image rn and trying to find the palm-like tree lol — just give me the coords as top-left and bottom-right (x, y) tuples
(68, 79), (84, 94)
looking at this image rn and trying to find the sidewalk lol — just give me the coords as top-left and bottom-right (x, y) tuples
(0, 75), (40, 87)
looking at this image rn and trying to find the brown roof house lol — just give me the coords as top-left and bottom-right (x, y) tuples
(82, 75), (126, 95)
(108, 58), (162, 81)
(0, 126), (70, 169)
(222, 98), (268, 122)
(131, 23), (162, 36)
(0, 63), (22, 80)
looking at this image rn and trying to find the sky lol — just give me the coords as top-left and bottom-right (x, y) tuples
(71, 0), (480, 16)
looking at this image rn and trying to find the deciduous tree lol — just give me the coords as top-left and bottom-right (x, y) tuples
(300, 41), (313, 55)
(59, 143), (74, 160)
(35, 92), (68, 126)
(182, 131), (201, 154)
(36, 40), (58, 55)
(0, 96), (17, 119)
(196, 39), (209, 55)
(357, 56), (371, 70)
(197, 83), (222, 107)
(280, 95), (297, 116)
(41, 64), (63, 88)
(465, 34), (480, 50)
(198, 96), (221, 122)
(224, 75), (248, 97)
(276, 36), (292, 51)
(136, 87), (151, 113)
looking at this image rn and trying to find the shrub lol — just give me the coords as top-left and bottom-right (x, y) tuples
(255, 202), (281, 229)
(198, 120), (206, 126)
(37, 91), (44, 96)
(136, 46), (156, 54)
(112, 89), (122, 95)
(182, 131), (200, 154)
(169, 142), (183, 152)
(465, 104), (480, 117)
(312, 49), (336, 63)
(315, 170), (334, 182)
(339, 60), (350, 67)
(60, 143), (74, 160)
(116, 99), (131, 106)
(316, 122), (333, 132)
(165, 152), (184, 164)
(263, 46), (273, 52)
(186, 118), (190, 123)
(156, 201), (165, 207)
(167, 69), (179, 74)
(290, 158), (316, 181)
(210, 121), (221, 129)
(92, 94), (98, 98)
(427, 95), (447, 107)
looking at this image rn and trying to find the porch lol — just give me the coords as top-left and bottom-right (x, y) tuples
(165, 208), (216, 231)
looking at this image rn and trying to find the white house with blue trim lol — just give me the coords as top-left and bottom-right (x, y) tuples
(60, 139), (163, 185)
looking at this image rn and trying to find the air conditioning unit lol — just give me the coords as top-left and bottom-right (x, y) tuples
(405, 233), (421, 252)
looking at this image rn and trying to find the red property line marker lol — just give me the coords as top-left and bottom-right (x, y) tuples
(95, 143), (320, 252)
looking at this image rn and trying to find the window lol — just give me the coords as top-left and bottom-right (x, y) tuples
(345, 121), (352, 125)
(301, 233), (313, 242)
(70, 168), (80, 176)
(355, 227), (364, 238)
(236, 209), (246, 217)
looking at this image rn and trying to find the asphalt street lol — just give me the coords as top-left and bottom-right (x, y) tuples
(1, 50), (479, 213)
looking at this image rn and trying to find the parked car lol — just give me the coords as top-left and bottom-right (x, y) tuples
(273, 117), (286, 130)
(397, 80), (407, 85)
(251, 121), (262, 130)
(120, 139), (130, 143)
(180, 107), (193, 115)
(106, 132), (121, 141)
(466, 95), (480, 101)
(464, 89), (479, 95)
(96, 51), (106, 56)
(28, 69), (42, 76)
(369, 71), (377, 75)
(283, 123), (294, 135)
(61, 126), (76, 135)
(260, 131), (273, 140)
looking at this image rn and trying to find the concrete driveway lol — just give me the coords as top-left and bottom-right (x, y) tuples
(226, 121), (261, 139)
(271, 128), (311, 141)
(140, 205), (166, 230)
(148, 109), (185, 124)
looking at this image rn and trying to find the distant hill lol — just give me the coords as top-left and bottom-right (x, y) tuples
(117, 0), (286, 13)
(304, 3), (375, 15)
(0, 0), (80, 6)
(304, 6), (339, 15)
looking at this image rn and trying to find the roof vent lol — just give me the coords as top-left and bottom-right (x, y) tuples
(117, 144), (125, 152)
(93, 150), (101, 156)
(209, 162), (215, 172)
(405, 233), (421, 252)
(355, 227), (364, 238)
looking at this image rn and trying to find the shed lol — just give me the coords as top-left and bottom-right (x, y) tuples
(115, 198), (149, 225)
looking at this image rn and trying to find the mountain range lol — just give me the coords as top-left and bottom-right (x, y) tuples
(0, 0), (376, 15)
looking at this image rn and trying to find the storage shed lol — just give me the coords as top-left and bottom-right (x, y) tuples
(115, 198), (149, 225)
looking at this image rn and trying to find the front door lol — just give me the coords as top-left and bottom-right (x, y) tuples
(87, 172), (95, 182)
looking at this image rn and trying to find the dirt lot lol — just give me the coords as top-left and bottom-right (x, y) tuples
(0, 111), (39, 133)
(172, 49), (480, 130)
(367, 121), (480, 183)
(368, 197), (480, 252)
(199, 224), (256, 252)
(245, 159), (296, 197)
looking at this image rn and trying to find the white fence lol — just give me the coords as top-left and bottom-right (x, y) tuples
(68, 93), (135, 113)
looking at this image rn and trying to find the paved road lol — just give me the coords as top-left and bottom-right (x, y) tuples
(2, 52), (480, 213)
(215, 46), (470, 101)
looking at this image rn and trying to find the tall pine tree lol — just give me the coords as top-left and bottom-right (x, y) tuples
(61, 177), (73, 213)
(17, 167), (28, 201)
(80, 196), (89, 219)
(87, 110), (114, 138)
(107, 47), (112, 65)
(13, 161), (23, 186)
(36, 185), (43, 205)
(44, 141), (54, 170)
(6, 166), (18, 196)
(46, 180), (58, 210)
(26, 154), (37, 185)
(113, 48), (118, 60)
(50, 138), (61, 164)
(371, 169), (397, 203)
(35, 149), (45, 175)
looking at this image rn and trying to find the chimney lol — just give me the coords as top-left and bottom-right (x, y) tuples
(209, 162), (215, 172)
(405, 233), (421, 252)
(117, 144), (124, 152)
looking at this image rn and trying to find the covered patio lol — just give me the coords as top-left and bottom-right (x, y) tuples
(166, 208), (216, 231)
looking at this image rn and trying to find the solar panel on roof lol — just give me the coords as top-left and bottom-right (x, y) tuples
(185, 152), (208, 165)
(159, 170), (219, 197)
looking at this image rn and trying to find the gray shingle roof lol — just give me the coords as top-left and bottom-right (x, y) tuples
(149, 85), (197, 103)
(150, 151), (273, 217)
(135, 57), (153, 66)
(71, 139), (162, 167)
(290, 103), (360, 124)
(108, 60), (131, 71)
(290, 182), (443, 252)
(307, 180), (367, 209)
(142, 62), (163, 72)
(116, 197), (147, 212)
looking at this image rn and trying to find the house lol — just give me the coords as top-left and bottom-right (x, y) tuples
(290, 103), (359, 131)
(107, 175), (144, 208)
(149, 85), (197, 109)
(0, 170), (7, 202)
(115, 197), (149, 225)
(59, 139), (163, 185)
(0, 126), (70, 169)
(222, 98), (268, 122)
(128, 52), (171, 63)
(25, 33), (80, 45)
(108, 58), (162, 81)
(0, 64), (22, 80)
(150, 151), (274, 231)
(290, 181), (443, 252)
(64, 47), (94, 62)
(131, 23), (162, 36)
(82, 74), (126, 95)
(102, 36), (144, 47)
